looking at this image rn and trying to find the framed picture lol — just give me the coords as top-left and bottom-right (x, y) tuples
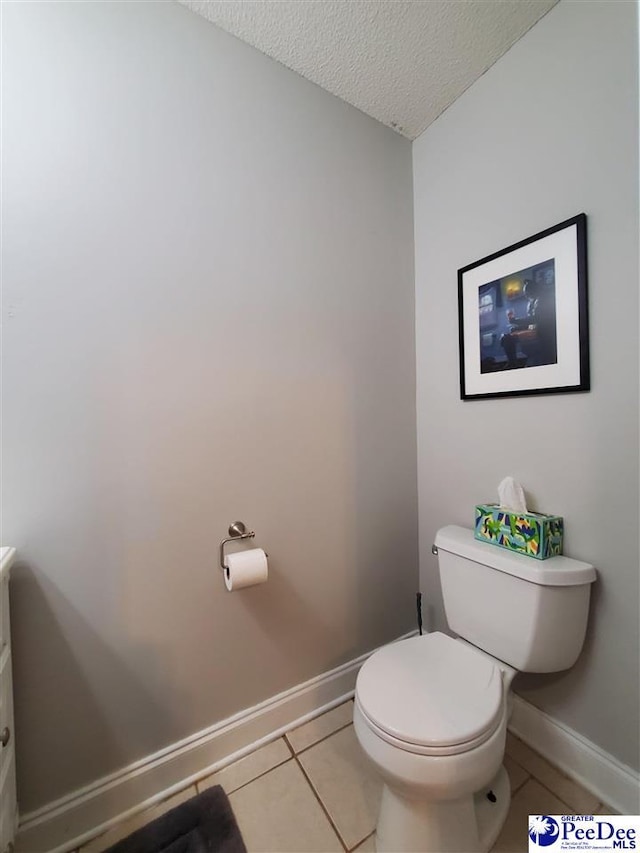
(458, 213), (589, 400)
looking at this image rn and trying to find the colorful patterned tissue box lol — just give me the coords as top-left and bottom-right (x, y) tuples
(474, 504), (563, 560)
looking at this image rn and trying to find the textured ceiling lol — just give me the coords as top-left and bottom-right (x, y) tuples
(178, 0), (558, 139)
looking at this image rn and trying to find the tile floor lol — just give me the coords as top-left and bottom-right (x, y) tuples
(79, 700), (614, 853)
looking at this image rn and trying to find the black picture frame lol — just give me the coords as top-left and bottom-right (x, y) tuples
(458, 213), (589, 401)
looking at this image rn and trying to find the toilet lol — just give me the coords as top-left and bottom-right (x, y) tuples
(354, 524), (596, 853)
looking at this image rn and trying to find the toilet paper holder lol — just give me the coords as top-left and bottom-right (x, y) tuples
(219, 521), (256, 573)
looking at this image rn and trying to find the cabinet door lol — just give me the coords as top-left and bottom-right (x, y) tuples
(0, 749), (16, 851)
(0, 650), (16, 849)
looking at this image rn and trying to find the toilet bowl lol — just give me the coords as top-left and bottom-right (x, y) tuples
(353, 524), (596, 853)
(354, 632), (514, 853)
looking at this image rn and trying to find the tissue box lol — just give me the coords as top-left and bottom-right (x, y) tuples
(474, 505), (563, 560)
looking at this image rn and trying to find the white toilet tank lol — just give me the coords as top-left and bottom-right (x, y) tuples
(434, 525), (596, 673)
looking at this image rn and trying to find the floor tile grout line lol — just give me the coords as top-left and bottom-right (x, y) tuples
(289, 720), (355, 757)
(510, 771), (531, 796)
(506, 755), (602, 812)
(505, 745), (600, 809)
(286, 700), (353, 735)
(349, 830), (375, 852)
(283, 733), (297, 757)
(285, 700), (354, 753)
(537, 779), (601, 815)
(198, 750), (294, 798)
(506, 748), (563, 780)
(517, 774), (596, 816)
(506, 736), (585, 785)
(293, 753), (350, 853)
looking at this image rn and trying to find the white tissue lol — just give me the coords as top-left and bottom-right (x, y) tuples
(498, 476), (528, 513)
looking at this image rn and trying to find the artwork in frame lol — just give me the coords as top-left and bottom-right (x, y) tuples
(458, 213), (589, 401)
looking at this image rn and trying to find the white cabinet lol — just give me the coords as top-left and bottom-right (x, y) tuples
(0, 548), (16, 853)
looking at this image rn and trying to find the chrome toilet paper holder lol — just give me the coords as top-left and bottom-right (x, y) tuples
(219, 521), (255, 573)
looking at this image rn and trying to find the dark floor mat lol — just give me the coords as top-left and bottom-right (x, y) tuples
(105, 786), (247, 853)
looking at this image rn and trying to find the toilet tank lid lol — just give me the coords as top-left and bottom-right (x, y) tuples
(434, 525), (596, 586)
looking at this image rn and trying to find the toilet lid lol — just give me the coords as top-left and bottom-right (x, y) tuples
(356, 632), (503, 751)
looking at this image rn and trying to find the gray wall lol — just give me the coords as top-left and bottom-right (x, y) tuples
(414, 0), (639, 771)
(2, 1), (418, 811)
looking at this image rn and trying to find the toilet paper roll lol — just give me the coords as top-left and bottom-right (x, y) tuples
(224, 548), (268, 592)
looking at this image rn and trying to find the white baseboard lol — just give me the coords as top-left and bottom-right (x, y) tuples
(509, 694), (640, 815)
(17, 631), (416, 853)
(18, 641), (639, 852)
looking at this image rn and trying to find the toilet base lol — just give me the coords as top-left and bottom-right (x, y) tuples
(375, 765), (511, 853)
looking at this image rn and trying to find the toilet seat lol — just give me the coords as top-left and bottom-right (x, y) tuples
(356, 632), (504, 756)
